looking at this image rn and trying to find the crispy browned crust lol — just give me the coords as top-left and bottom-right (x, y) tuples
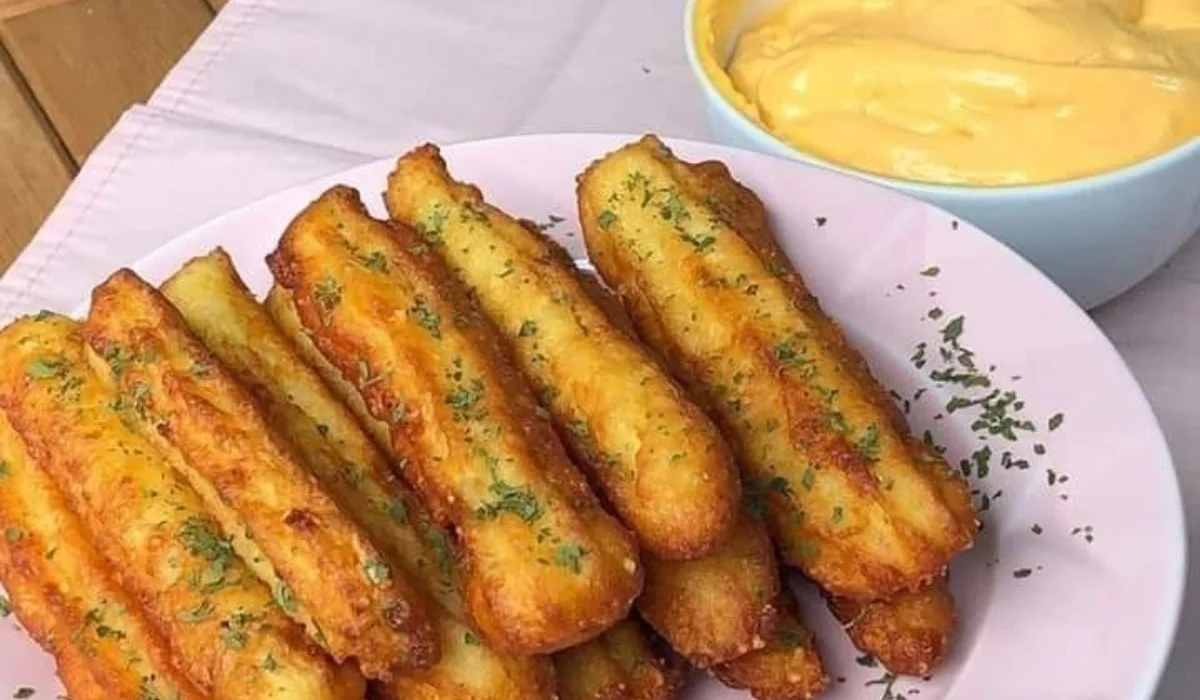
(81, 270), (437, 680)
(266, 285), (395, 453)
(0, 314), (365, 700)
(638, 512), (780, 667)
(828, 577), (955, 676)
(163, 249), (557, 700)
(265, 185), (642, 655)
(577, 134), (978, 600)
(553, 618), (688, 700)
(383, 144), (741, 561)
(0, 403), (206, 700)
(712, 590), (829, 700)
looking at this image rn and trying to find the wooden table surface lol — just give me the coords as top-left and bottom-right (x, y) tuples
(0, 0), (223, 273)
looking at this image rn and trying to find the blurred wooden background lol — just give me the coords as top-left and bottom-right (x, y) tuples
(0, 0), (221, 272)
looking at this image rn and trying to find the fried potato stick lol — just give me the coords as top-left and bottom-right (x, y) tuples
(0, 314), (364, 699)
(82, 271), (437, 679)
(268, 285), (562, 699)
(0, 407), (206, 700)
(553, 618), (687, 700)
(638, 513), (779, 667)
(712, 591), (828, 700)
(828, 578), (955, 676)
(384, 145), (740, 561)
(266, 186), (642, 655)
(577, 135), (977, 600)
(162, 248), (556, 700)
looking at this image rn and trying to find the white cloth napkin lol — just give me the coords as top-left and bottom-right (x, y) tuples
(0, 0), (1196, 696)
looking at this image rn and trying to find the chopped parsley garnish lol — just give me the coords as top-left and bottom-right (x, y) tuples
(855, 654), (878, 668)
(856, 424), (881, 460)
(1031, 523), (1043, 535)
(864, 672), (900, 700)
(464, 631), (481, 646)
(180, 600), (216, 623)
(79, 607), (126, 641)
(421, 526), (455, 577)
(744, 476), (792, 519)
(0, 461), (8, 480)
(274, 583), (297, 614)
(774, 338), (812, 371)
(312, 276), (343, 325)
(536, 214), (565, 231)
(801, 467), (816, 491)
(13, 688), (34, 699)
(364, 559), (392, 586)
(383, 499), (408, 522)
(357, 250), (389, 272)
(775, 629), (808, 649)
(517, 320), (538, 338)
(4, 528), (21, 543)
(1048, 413), (1064, 431)
(680, 232), (716, 253)
(262, 654), (279, 671)
(102, 344), (135, 377)
(177, 517), (237, 593)
(597, 210), (617, 230)
(25, 357), (65, 379)
(920, 266), (941, 277)
(941, 315), (964, 344)
(0, 595), (10, 618)
(416, 205), (448, 244)
(220, 610), (259, 649)
(446, 379), (486, 422)
(476, 474), (543, 524)
(553, 543), (587, 574)
(1012, 567), (1033, 579)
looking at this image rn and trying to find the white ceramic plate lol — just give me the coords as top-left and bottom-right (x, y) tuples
(1, 135), (1185, 699)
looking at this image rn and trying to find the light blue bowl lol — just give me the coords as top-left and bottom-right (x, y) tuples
(683, 0), (1200, 310)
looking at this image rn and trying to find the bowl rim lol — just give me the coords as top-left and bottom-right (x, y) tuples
(682, 0), (1200, 199)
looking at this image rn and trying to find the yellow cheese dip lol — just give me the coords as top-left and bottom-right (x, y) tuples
(694, 0), (1200, 185)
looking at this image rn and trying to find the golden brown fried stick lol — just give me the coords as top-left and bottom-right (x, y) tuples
(383, 145), (740, 561)
(827, 578), (955, 676)
(577, 134), (977, 600)
(689, 157), (976, 532)
(639, 512), (779, 667)
(712, 591), (828, 700)
(162, 248), (557, 700)
(553, 618), (687, 700)
(0, 407), (206, 700)
(0, 314), (364, 700)
(82, 271), (437, 679)
(266, 185), (642, 655)
(696, 156), (962, 675)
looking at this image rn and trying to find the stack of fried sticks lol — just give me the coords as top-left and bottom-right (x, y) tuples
(0, 135), (977, 700)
